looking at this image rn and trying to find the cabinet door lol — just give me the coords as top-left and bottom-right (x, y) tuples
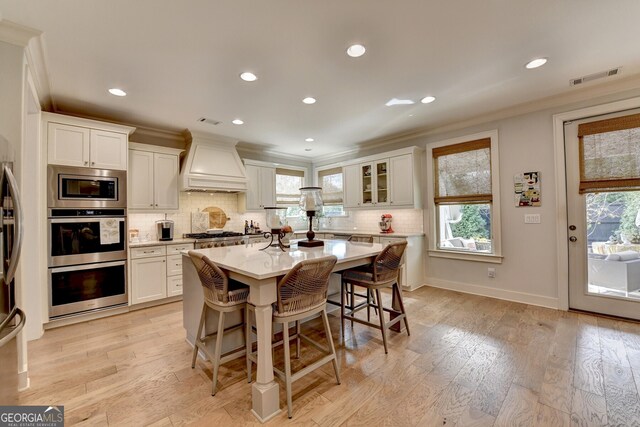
(167, 275), (183, 297)
(47, 123), (90, 167)
(259, 167), (276, 207)
(343, 165), (361, 208)
(389, 154), (414, 206)
(153, 153), (179, 210)
(131, 257), (167, 304)
(244, 164), (262, 210)
(90, 130), (127, 170)
(128, 150), (155, 209)
(374, 159), (390, 206)
(360, 162), (375, 207)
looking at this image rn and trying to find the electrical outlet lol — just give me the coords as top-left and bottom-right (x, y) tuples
(524, 214), (541, 224)
(488, 267), (496, 278)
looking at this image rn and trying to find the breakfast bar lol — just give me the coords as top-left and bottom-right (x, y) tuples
(182, 239), (384, 422)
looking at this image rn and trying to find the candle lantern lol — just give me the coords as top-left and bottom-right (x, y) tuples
(261, 207), (289, 251)
(298, 186), (324, 247)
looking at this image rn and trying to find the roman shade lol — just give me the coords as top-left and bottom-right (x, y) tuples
(318, 167), (343, 205)
(578, 113), (640, 194)
(433, 138), (492, 204)
(276, 168), (305, 206)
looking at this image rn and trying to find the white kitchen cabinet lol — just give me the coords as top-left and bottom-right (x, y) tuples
(45, 114), (132, 170)
(343, 164), (361, 209)
(130, 243), (193, 305)
(360, 159), (390, 207)
(131, 255), (167, 304)
(389, 154), (414, 206)
(244, 164), (276, 210)
(128, 143), (182, 211)
(375, 235), (424, 291)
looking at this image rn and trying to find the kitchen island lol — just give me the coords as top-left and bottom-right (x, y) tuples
(182, 239), (384, 422)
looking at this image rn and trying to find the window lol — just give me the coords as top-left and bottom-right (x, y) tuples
(318, 167), (346, 217)
(428, 131), (501, 261)
(276, 168), (305, 217)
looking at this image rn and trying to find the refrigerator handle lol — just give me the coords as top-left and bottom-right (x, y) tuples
(3, 165), (23, 284)
(0, 307), (25, 348)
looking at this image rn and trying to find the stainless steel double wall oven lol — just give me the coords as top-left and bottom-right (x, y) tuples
(47, 165), (128, 318)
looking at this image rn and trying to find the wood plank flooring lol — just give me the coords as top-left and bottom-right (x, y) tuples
(20, 286), (640, 426)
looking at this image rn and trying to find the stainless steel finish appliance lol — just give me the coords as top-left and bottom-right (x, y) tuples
(0, 162), (25, 404)
(156, 220), (174, 241)
(48, 208), (127, 267)
(48, 208), (128, 318)
(48, 165), (126, 209)
(184, 232), (246, 249)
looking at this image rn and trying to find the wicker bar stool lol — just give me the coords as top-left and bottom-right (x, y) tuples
(341, 241), (410, 353)
(247, 255), (341, 418)
(188, 251), (250, 396)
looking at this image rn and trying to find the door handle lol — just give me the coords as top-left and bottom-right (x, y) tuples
(0, 308), (25, 348)
(3, 165), (23, 284)
(569, 236), (577, 242)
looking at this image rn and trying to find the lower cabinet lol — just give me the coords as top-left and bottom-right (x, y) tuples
(374, 235), (424, 291)
(130, 243), (193, 305)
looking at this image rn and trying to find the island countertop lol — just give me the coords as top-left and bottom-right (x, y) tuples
(183, 239), (384, 281)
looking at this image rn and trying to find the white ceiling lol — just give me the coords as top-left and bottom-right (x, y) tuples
(2, 0), (640, 157)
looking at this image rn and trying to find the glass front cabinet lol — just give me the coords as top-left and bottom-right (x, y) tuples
(360, 159), (389, 207)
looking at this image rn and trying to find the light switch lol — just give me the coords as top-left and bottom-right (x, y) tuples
(524, 214), (541, 224)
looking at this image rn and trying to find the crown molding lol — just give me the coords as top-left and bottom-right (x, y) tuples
(0, 19), (40, 47)
(131, 126), (186, 144)
(24, 34), (53, 111)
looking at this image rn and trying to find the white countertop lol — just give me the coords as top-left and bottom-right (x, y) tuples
(183, 239), (384, 280)
(295, 229), (424, 238)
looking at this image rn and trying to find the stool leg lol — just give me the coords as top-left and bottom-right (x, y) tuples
(245, 305), (252, 382)
(340, 280), (346, 340)
(211, 311), (225, 396)
(375, 289), (388, 354)
(394, 283), (410, 336)
(192, 305), (206, 369)
(295, 320), (301, 359)
(321, 309), (341, 385)
(282, 321), (293, 418)
(349, 283), (355, 328)
(366, 288), (371, 322)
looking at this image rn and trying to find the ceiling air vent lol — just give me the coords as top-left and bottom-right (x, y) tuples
(570, 67), (622, 86)
(197, 117), (221, 126)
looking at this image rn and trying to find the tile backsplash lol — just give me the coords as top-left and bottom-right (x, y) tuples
(128, 192), (423, 242)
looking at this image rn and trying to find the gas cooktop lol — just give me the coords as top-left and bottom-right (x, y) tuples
(184, 232), (244, 240)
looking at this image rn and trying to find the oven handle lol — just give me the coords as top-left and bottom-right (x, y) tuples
(3, 165), (23, 284)
(49, 217), (126, 223)
(49, 260), (126, 274)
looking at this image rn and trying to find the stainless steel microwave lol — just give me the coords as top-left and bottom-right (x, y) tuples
(47, 165), (127, 208)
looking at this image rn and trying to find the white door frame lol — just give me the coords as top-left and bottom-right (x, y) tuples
(553, 96), (640, 310)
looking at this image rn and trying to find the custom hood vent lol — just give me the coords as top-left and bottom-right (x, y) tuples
(179, 131), (248, 192)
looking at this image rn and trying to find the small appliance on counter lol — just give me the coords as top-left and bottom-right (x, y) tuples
(156, 218), (174, 241)
(379, 213), (394, 233)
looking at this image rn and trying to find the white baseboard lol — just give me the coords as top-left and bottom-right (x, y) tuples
(18, 369), (29, 391)
(425, 277), (559, 309)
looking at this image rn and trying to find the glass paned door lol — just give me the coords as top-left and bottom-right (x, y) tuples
(565, 111), (640, 320)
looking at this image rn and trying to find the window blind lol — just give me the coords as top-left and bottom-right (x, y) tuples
(275, 168), (304, 206)
(433, 138), (492, 204)
(318, 167), (343, 205)
(578, 113), (640, 194)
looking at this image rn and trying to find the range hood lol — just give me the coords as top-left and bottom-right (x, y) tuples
(179, 131), (248, 192)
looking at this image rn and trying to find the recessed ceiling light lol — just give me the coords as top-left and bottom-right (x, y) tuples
(385, 98), (415, 106)
(305, 148), (312, 152)
(347, 44), (366, 58)
(421, 96), (436, 104)
(305, 138), (314, 142)
(302, 97), (316, 104)
(232, 119), (244, 125)
(108, 88), (126, 97)
(240, 72), (257, 82)
(525, 58), (548, 69)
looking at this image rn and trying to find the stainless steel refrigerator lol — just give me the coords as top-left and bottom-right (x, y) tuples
(0, 163), (24, 405)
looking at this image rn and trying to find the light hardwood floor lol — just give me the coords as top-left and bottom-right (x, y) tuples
(21, 286), (640, 426)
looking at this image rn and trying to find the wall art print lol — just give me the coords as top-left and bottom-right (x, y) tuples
(514, 171), (541, 207)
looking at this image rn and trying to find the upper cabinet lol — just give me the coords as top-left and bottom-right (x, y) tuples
(243, 163), (276, 211)
(338, 147), (423, 210)
(44, 113), (134, 170)
(128, 143), (183, 211)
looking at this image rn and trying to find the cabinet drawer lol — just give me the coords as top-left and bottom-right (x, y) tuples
(130, 245), (166, 259)
(379, 236), (406, 246)
(167, 243), (193, 254)
(167, 254), (183, 276)
(168, 275), (183, 297)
